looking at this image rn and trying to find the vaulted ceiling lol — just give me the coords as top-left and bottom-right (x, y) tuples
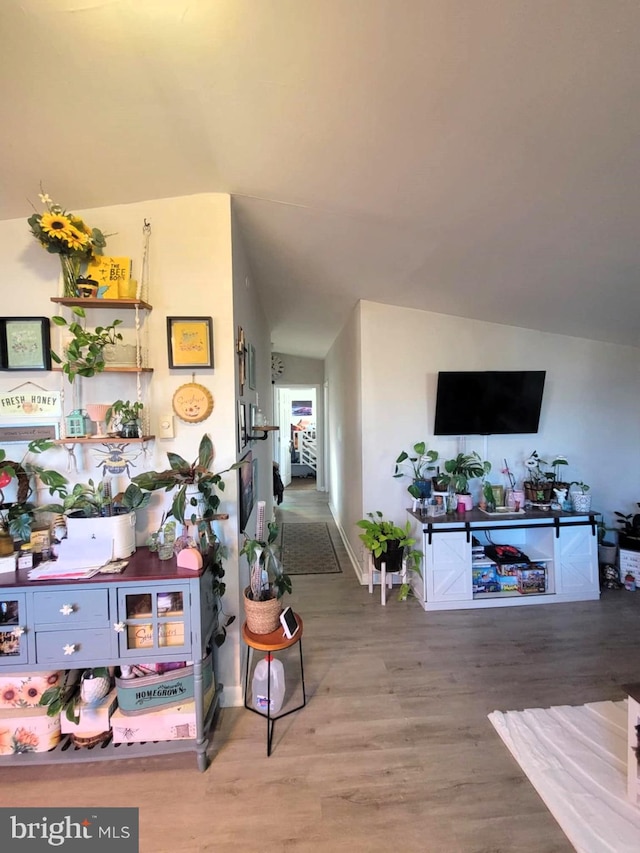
(2, 1), (639, 358)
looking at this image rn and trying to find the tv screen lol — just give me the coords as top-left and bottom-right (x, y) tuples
(433, 371), (546, 435)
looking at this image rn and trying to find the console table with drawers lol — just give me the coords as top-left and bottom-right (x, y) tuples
(0, 548), (219, 770)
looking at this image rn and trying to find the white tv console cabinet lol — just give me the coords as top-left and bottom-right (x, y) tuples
(407, 508), (599, 611)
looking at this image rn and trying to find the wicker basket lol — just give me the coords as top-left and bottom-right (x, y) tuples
(243, 587), (282, 634)
(524, 481), (553, 503)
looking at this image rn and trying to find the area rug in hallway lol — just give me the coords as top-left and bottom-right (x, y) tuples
(280, 522), (342, 575)
(489, 700), (640, 852)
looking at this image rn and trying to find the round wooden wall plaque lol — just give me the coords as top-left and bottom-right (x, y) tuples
(172, 383), (214, 423)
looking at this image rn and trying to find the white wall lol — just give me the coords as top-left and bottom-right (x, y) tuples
(0, 193), (246, 704)
(352, 300), (640, 570)
(272, 353), (324, 386)
(325, 304), (363, 565)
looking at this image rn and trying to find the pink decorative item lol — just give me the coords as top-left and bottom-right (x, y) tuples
(85, 403), (111, 437)
(177, 547), (203, 571)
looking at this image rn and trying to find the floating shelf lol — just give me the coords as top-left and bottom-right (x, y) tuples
(53, 436), (155, 445)
(51, 367), (153, 374)
(51, 297), (152, 311)
(246, 426), (280, 442)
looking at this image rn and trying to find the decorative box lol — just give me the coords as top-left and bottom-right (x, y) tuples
(60, 688), (118, 735)
(472, 566), (499, 594)
(0, 705), (61, 754)
(0, 670), (62, 709)
(498, 574), (519, 592)
(517, 564), (546, 594)
(110, 683), (215, 743)
(115, 652), (213, 716)
(619, 549), (640, 584)
(0, 554), (16, 575)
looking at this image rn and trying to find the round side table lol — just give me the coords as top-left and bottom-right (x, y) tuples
(242, 614), (306, 756)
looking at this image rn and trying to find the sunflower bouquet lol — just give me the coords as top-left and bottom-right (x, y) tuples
(27, 190), (108, 296)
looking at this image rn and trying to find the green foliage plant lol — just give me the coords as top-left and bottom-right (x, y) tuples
(240, 520), (292, 601)
(105, 399), (144, 431)
(443, 452), (491, 495)
(51, 306), (123, 382)
(356, 510), (423, 601)
(394, 441), (439, 498)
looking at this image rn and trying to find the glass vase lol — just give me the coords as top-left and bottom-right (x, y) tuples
(59, 255), (80, 297)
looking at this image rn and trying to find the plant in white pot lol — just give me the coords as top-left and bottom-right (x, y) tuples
(570, 481), (592, 513)
(393, 442), (439, 499)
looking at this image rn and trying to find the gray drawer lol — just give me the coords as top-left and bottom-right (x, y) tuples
(35, 628), (113, 664)
(33, 589), (110, 627)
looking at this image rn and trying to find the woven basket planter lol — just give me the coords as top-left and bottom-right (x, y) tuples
(524, 482), (553, 504)
(243, 587), (282, 634)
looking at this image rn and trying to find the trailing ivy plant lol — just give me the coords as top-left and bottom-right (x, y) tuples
(51, 306), (123, 382)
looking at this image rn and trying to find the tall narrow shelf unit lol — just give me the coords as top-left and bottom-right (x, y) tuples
(408, 508), (599, 611)
(50, 297), (153, 442)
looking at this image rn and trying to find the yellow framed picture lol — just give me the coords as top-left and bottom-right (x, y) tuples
(167, 316), (214, 369)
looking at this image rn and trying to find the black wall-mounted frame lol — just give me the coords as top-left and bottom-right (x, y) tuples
(167, 316), (214, 369)
(0, 317), (51, 371)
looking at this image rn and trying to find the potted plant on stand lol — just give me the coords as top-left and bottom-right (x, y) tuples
(393, 442), (439, 500)
(443, 452), (491, 511)
(240, 518), (292, 633)
(356, 511), (422, 601)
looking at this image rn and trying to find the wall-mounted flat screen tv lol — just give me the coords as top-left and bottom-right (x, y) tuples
(433, 371), (546, 435)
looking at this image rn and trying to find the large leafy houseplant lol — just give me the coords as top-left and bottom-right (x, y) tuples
(393, 441), (439, 498)
(130, 434), (240, 551)
(356, 511), (422, 601)
(0, 440), (68, 541)
(443, 452), (491, 495)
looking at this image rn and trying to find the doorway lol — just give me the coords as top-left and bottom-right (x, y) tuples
(273, 385), (325, 492)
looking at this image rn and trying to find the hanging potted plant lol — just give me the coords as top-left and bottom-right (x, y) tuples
(240, 520), (292, 633)
(51, 307), (123, 383)
(393, 442), (439, 499)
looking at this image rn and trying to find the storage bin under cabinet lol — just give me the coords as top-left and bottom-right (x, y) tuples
(619, 549), (640, 584)
(0, 548), (219, 771)
(409, 508), (598, 611)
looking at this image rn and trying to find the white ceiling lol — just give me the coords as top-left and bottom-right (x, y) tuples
(2, 1), (639, 358)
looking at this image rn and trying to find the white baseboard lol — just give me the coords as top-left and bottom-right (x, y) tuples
(329, 502), (366, 584)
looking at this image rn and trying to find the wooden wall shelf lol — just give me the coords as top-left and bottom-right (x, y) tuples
(51, 297), (152, 311)
(51, 367), (153, 374)
(53, 436), (155, 445)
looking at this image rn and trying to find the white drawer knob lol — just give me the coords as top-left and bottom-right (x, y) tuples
(60, 604), (74, 616)
(113, 621), (125, 633)
(11, 626), (25, 638)
(63, 643), (77, 655)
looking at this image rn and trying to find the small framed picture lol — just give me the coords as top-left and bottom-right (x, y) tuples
(0, 317), (51, 371)
(237, 326), (246, 394)
(247, 343), (256, 390)
(166, 317), (214, 369)
(238, 401), (247, 450)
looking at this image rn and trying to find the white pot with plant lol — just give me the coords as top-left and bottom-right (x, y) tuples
(570, 481), (592, 513)
(443, 452), (491, 511)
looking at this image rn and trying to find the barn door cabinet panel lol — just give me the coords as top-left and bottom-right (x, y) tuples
(409, 508), (599, 612)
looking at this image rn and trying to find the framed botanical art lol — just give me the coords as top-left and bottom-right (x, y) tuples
(166, 316), (214, 369)
(0, 317), (51, 371)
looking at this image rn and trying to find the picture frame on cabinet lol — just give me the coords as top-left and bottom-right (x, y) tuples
(0, 317), (51, 371)
(166, 316), (214, 369)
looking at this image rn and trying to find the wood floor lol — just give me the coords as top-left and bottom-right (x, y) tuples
(4, 487), (640, 852)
